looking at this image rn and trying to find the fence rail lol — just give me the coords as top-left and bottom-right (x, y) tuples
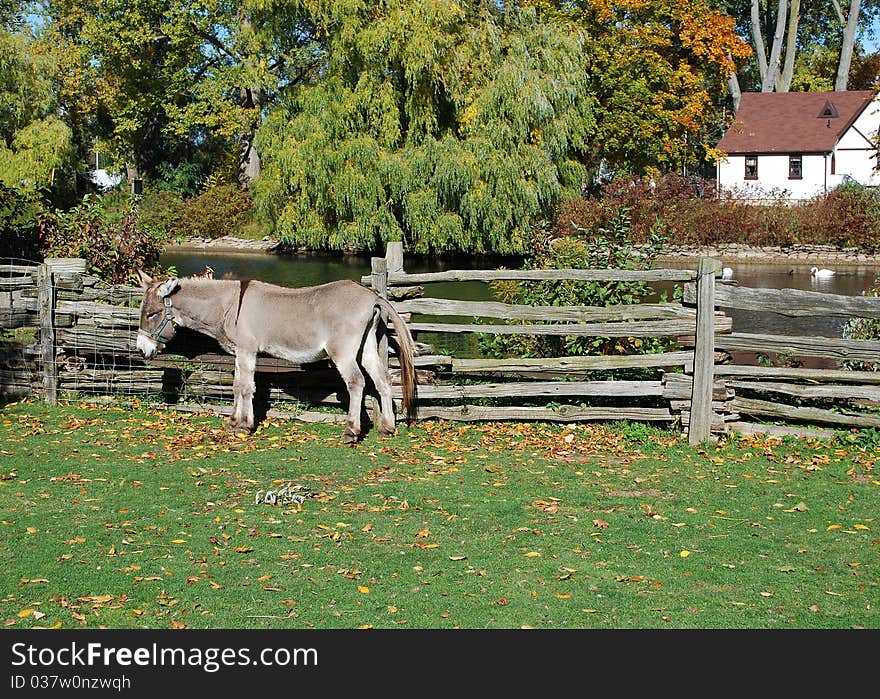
(4, 242), (880, 442)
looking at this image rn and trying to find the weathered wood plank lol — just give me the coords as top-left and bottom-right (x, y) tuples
(0, 277), (35, 291)
(678, 411), (737, 432)
(79, 398), (349, 424)
(37, 265), (57, 404)
(0, 264), (40, 274)
(727, 421), (838, 439)
(670, 399), (732, 412)
(684, 281), (880, 319)
(364, 268), (698, 287)
(392, 380), (664, 400)
(56, 328), (137, 353)
(0, 310), (38, 329)
(713, 333), (880, 361)
(662, 373), (732, 400)
(689, 257), (721, 444)
(390, 354), (453, 369)
(727, 380), (880, 402)
(43, 258), (87, 274)
(731, 396), (880, 428)
(55, 301), (140, 326)
(382, 268), (698, 285)
(393, 297), (696, 322)
(450, 351), (695, 374)
(411, 404), (674, 422)
(713, 364), (880, 383)
(408, 316), (732, 336)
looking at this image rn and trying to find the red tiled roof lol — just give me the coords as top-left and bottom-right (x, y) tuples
(716, 90), (877, 154)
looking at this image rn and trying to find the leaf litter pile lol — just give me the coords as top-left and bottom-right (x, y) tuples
(1, 400), (878, 629)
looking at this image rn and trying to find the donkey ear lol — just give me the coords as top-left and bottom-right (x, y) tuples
(157, 278), (180, 298)
(136, 270), (153, 289)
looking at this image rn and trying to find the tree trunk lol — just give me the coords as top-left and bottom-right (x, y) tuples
(762, 0), (788, 92)
(728, 69), (742, 112)
(751, 0), (770, 84)
(238, 86), (264, 187)
(836, 0), (862, 91)
(778, 0), (801, 92)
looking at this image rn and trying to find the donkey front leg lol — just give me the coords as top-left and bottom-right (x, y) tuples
(228, 350), (257, 433)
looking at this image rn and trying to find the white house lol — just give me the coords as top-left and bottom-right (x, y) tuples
(716, 90), (880, 200)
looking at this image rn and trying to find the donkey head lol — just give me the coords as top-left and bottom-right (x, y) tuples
(135, 270), (181, 359)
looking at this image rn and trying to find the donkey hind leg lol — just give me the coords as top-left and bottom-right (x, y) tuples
(360, 312), (396, 436)
(332, 355), (367, 444)
(228, 350), (257, 433)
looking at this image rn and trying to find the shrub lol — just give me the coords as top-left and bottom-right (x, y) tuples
(39, 194), (171, 283)
(554, 174), (880, 250)
(174, 183), (252, 239)
(480, 208), (676, 360)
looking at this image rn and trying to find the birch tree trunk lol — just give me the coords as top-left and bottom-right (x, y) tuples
(728, 70), (742, 112)
(836, 0), (862, 91)
(762, 0), (788, 92)
(778, 0), (801, 92)
(751, 0), (770, 84)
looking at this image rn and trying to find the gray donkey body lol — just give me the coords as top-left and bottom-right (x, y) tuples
(135, 272), (417, 442)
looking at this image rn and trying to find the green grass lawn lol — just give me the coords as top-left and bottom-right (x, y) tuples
(1, 399), (877, 630)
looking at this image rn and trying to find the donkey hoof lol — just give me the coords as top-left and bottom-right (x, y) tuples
(343, 429), (359, 444)
(379, 426), (397, 438)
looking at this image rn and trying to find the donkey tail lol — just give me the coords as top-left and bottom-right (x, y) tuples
(376, 297), (417, 422)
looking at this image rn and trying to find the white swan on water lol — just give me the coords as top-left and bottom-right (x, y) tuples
(810, 267), (835, 279)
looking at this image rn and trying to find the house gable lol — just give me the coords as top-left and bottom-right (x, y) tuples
(716, 91), (880, 200)
(716, 90), (876, 155)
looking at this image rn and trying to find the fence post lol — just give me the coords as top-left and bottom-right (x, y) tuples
(37, 263), (57, 404)
(385, 241), (404, 275)
(689, 257), (721, 444)
(370, 255), (389, 424)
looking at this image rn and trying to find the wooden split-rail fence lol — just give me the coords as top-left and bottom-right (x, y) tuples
(2, 244), (880, 443)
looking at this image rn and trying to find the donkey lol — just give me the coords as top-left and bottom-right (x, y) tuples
(135, 271), (417, 443)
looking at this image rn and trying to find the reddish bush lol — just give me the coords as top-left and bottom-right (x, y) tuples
(553, 175), (880, 251)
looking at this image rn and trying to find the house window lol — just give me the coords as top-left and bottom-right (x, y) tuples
(831, 153), (836, 175)
(789, 155), (803, 179)
(744, 156), (758, 180)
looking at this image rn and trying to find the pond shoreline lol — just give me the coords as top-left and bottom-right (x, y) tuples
(166, 236), (880, 266)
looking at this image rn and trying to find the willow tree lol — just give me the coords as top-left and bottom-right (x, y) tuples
(253, 2), (594, 255)
(0, 4), (74, 193)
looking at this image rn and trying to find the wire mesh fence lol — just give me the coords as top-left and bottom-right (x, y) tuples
(1, 258), (42, 398)
(0, 257), (350, 419)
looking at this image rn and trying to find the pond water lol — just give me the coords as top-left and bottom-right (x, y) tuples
(160, 249), (880, 359)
